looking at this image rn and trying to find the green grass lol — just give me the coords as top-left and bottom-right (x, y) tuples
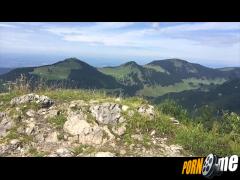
(6, 126), (34, 144)
(158, 99), (240, 156)
(28, 147), (47, 157)
(1, 87), (239, 157)
(175, 123), (233, 156)
(144, 65), (170, 74)
(98, 65), (142, 81)
(40, 89), (109, 102)
(71, 145), (96, 155)
(48, 114), (67, 130)
(31, 60), (83, 80)
(137, 78), (227, 97)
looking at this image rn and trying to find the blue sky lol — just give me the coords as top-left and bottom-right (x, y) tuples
(0, 22), (239, 67)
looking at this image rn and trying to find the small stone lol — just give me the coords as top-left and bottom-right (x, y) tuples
(10, 139), (20, 145)
(64, 134), (69, 140)
(120, 149), (126, 155)
(26, 109), (35, 117)
(118, 117), (126, 123)
(45, 132), (58, 143)
(122, 105), (129, 111)
(138, 105), (155, 118)
(109, 142), (116, 148)
(112, 124), (126, 136)
(17, 126), (25, 134)
(46, 154), (58, 157)
(129, 144), (134, 150)
(150, 130), (156, 136)
(68, 135), (79, 143)
(128, 110), (134, 117)
(131, 134), (143, 141)
(94, 152), (115, 157)
(45, 109), (60, 119)
(152, 139), (156, 145)
(115, 97), (121, 102)
(25, 122), (35, 135)
(102, 126), (115, 140)
(56, 148), (73, 157)
(169, 117), (180, 125)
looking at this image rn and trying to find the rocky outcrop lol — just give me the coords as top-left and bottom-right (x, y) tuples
(138, 105), (154, 118)
(0, 93), (184, 157)
(0, 113), (15, 137)
(63, 111), (104, 145)
(10, 94), (54, 108)
(90, 103), (123, 125)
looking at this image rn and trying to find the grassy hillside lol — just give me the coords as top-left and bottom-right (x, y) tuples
(0, 58), (122, 90)
(99, 59), (239, 97)
(137, 78), (226, 97)
(154, 79), (240, 114)
(1, 58), (239, 98)
(1, 88), (239, 156)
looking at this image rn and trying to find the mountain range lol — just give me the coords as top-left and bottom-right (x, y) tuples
(0, 57), (240, 113)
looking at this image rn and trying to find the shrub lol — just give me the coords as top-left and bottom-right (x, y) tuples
(158, 99), (189, 122)
(175, 122), (235, 156)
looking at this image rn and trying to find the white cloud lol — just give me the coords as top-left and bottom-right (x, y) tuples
(0, 23), (17, 28)
(1, 22), (239, 67)
(95, 22), (135, 29)
(158, 22), (240, 32)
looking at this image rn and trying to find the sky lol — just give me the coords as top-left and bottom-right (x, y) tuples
(0, 22), (240, 68)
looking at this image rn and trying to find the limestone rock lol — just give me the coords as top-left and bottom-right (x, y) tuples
(112, 123), (126, 136)
(120, 149), (126, 155)
(94, 152), (115, 157)
(138, 105), (154, 117)
(169, 117), (180, 125)
(25, 122), (35, 136)
(90, 103), (122, 125)
(45, 132), (58, 143)
(10, 94), (54, 108)
(56, 148), (73, 157)
(102, 126), (115, 140)
(10, 139), (21, 146)
(63, 112), (103, 145)
(122, 105), (129, 111)
(0, 116), (15, 137)
(26, 109), (35, 117)
(63, 112), (90, 136)
(131, 134), (143, 141)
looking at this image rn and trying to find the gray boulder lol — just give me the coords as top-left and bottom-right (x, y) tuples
(90, 103), (122, 125)
(0, 114), (15, 137)
(10, 94), (54, 108)
(63, 111), (103, 145)
(138, 105), (155, 118)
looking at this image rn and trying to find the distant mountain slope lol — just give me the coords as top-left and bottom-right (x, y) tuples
(0, 68), (13, 75)
(1, 58), (240, 97)
(154, 79), (240, 113)
(0, 58), (121, 89)
(147, 59), (229, 79)
(100, 58), (240, 97)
